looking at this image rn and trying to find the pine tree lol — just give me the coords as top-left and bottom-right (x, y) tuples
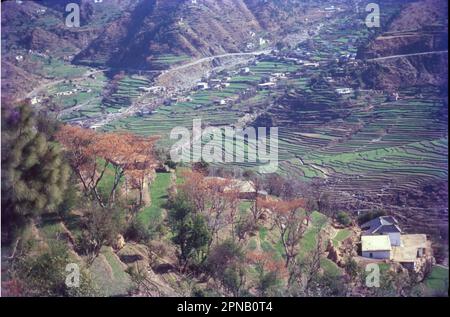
(1, 103), (69, 244)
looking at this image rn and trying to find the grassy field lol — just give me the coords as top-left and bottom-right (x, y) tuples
(90, 246), (132, 296)
(333, 229), (352, 247)
(137, 172), (172, 226)
(424, 266), (449, 295)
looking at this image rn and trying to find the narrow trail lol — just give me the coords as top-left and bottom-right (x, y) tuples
(366, 50), (448, 61)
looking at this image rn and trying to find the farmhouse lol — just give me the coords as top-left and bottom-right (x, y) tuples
(206, 177), (268, 200)
(30, 97), (40, 105)
(360, 216), (432, 269)
(361, 216), (401, 246)
(272, 72), (287, 79)
(241, 67), (251, 75)
(196, 82), (209, 90)
(213, 99), (227, 105)
(303, 61), (319, 67)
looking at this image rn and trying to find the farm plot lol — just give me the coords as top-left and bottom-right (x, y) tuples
(102, 75), (152, 113)
(138, 172), (172, 226)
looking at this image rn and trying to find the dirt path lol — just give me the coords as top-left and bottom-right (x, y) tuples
(366, 50), (448, 62)
(163, 50), (271, 73)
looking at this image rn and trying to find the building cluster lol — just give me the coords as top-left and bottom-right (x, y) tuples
(360, 216), (431, 270)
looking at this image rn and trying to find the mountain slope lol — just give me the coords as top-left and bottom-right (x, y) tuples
(73, 0), (312, 70)
(360, 0), (448, 90)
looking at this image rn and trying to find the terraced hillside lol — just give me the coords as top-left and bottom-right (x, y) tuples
(100, 1), (447, 236)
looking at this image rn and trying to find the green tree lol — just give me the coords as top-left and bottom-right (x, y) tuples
(76, 202), (125, 263)
(336, 211), (351, 226)
(168, 194), (211, 272)
(1, 103), (69, 244)
(9, 240), (97, 296)
(206, 239), (247, 296)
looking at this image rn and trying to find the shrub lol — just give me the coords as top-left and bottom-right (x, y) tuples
(357, 210), (386, 225)
(336, 211), (351, 226)
(344, 257), (359, 278)
(125, 219), (150, 243)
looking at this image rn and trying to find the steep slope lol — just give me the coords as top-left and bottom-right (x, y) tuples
(73, 0), (312, 70)
(1, 0), (132, 99)
(360, 0), (448, 90)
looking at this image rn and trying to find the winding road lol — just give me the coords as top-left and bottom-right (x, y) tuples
(366, 50), (448, 62)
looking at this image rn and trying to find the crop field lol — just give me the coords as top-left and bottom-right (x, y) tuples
(81, 4), (448, 234)
(62, 74), (153, 122)
(102, 75), (152, 112)
(102, 59), (297, 146)
(26, 54), (89, 79)
(150, 54), (191, 68)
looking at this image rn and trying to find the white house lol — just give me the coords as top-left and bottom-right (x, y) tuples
(30, 97), (40, 105)
(361, 235), (392, 259)
(360, 216), (431, 268)
(196, 82), (209, 90)
(361, 216), (402, 246)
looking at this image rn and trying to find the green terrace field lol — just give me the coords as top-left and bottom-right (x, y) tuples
(102, 59), (298, 145)
(98, 4), (447, 235)
(27, 54), (89, 79)
(63, 74), (152, 122)
(48, 74), (107, 113)
(102, 75), (152, 112)
(138, 172), (172, 226)
(150, 54), (191, 68)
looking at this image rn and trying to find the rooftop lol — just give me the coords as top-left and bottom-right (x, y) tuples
(361, 216), (401, 234)
(392, 234), (429, 262)
(361, 235), (392, 252)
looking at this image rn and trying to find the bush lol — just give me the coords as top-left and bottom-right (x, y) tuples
(257, 271), (280, 296)
(205, 239), (247, 296)
(125, 219), (150, 243)
(344, 257), (359, 278)
(12, 240), (97, 296)
(235, 215), (256, 241)
(357, 210), (386, 225)
(168, 194), (211, 270)
(336, 211), (351, 226)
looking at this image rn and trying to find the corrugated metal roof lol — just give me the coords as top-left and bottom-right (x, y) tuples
(361, 216), (401, 234)
(361, 235), (392, 252)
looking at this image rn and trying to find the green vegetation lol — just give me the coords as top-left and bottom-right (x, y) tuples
(138, 172), (172, 225)
(1, 104), (69, 244)
(333, 229), (352, 247)
(336, 211), (351, 226)
(424, 266), (449, 294)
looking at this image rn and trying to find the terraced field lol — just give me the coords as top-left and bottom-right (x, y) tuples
(96, 4), (447, 234)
